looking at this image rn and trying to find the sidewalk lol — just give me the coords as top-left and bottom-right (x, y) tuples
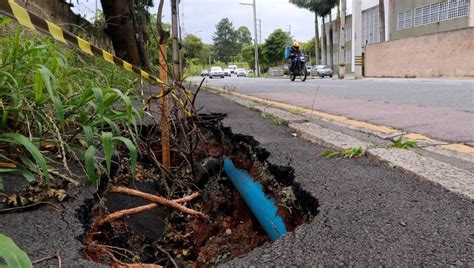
(193, 89), (473, 266)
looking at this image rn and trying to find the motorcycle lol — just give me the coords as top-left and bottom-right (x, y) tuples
(289, 53), (307, 82)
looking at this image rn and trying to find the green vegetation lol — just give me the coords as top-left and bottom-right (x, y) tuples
(288, 107), (304, 115)
(0, 19), (142, 187)
(0, 233), (32, 268)
(321, 147), (366, 159)
(261, 112), (284, 125)
(391, 136), (418, 149)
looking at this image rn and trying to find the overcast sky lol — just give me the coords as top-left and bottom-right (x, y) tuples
(71, 0), (378, 44)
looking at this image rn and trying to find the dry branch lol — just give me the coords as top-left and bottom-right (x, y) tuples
(96, 192), (200, 225)
(108, 186), (206, 219)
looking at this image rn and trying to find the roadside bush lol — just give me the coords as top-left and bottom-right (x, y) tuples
(0, 18), (144, 188)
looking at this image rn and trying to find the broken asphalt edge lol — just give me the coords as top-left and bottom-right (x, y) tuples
(200, 84), (474, 201)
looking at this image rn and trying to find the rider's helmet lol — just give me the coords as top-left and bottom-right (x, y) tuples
(292, 42), (300, 48)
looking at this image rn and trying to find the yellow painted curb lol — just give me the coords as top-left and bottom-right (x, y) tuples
(225, 89), (397, 135)
(206, 85), (474, 156)
(440, 144), (474, 154)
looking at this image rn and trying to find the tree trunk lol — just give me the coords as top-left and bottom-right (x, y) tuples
(321, 16), (327, 65)
(314, 12), (320, 65)
(129, 0), (150, 71)
(328, 13), (334, 69)
(379, 0), (385, 42)
(338, 0), (346, 79)
(100, 0), (142, 66)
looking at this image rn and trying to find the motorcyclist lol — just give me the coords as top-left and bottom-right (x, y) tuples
(289, 42), (301, 72)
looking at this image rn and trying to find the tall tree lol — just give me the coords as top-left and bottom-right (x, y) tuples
(241, 44), (266, 71)
(321, 15), (327, 64)
(183, 34), (204, 60)
(236, 26), (252, 48)
(338, 0), (346, 79)
(328, 12), (333, 68)
(379, 0), (385, 42)
(212, 18), (239, 63)
(263, 29), (291, 66)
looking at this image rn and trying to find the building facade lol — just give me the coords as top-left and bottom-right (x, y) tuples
(322, 0), (472, 74)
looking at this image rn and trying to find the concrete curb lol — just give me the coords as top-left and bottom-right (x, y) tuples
(202, 85), (474, 200)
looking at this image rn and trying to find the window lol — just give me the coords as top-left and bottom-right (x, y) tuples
(345, 50), (351, 64)
(415, 0), (469, 26)
(398, 10), (413, 30)
(346, 26), (352, 41)
(362, 7), (380, 44)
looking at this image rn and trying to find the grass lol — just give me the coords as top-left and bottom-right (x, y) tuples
(391, 135), (418, 149)
(0, 18), (143, 188)
(288, 107), (304, 115)
(321, 147), (366, 159)
(261, 112), (283, 125)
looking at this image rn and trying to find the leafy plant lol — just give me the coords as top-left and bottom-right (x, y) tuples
(0, 233), (32, 268)
(321, 147), (366, 159)
(0, 22), (143, 187)
(391, 136), (418, 149)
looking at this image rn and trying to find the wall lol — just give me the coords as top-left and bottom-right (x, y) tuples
(390, 0), (470, 41)
(16, 0), (112, 50)
(365, 27), (474, 78)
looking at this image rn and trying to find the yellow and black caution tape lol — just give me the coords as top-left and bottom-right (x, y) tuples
(0, 0), (176, 99)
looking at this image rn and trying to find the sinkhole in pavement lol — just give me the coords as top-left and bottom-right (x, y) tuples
(77, 114), (319, 266)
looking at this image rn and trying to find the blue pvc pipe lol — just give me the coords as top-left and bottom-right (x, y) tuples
(223, 157), (287, 240)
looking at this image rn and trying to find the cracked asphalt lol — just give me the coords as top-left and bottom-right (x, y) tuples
(192, 90), (473, 266)
(0, 88), (472, 266)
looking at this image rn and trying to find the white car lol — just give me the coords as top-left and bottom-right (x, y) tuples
(209, 66), (224, 79)
(223, 69), (231, 76)
(228, 64), (238, 74)
(236, 68), (247, 77)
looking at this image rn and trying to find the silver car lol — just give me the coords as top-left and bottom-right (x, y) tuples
(209, 66), (225, 79)
(235, 68), (247, 77)
(311, 65), (333, 78)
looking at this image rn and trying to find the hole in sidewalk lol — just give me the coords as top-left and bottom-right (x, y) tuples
(78, 113), (319, 266)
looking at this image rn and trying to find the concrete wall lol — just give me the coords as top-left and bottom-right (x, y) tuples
(390, 0), (470, 41)
(365, 27), (474, 78)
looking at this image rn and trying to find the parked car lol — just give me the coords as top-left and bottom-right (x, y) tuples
(306, 66), (312, 75)
(223, 69), (231, 76)
(200, 70), (208, 77)
(236, 68), (247, 77)
(209, 66), (225, 78)
(228, 64), (238, 73)
(310, 65), (333, 78)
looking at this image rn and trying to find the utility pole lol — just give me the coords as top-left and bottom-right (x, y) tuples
(353, 0), (363, 79)
(256, 19), (262, 44)
(240, 0), (260, 77)
(287, 25), (291, 35)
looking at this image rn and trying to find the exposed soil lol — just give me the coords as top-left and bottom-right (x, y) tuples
(80, 114), (318, 266)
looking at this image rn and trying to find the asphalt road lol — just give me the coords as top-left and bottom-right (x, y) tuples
(0, 89), (472, 266)
(192, 76), (474, 145)
(195, 90), (474, 266)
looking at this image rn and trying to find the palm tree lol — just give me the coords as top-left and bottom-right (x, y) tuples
(338, 0), (346, 79)
(289, 0), (337, 65)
